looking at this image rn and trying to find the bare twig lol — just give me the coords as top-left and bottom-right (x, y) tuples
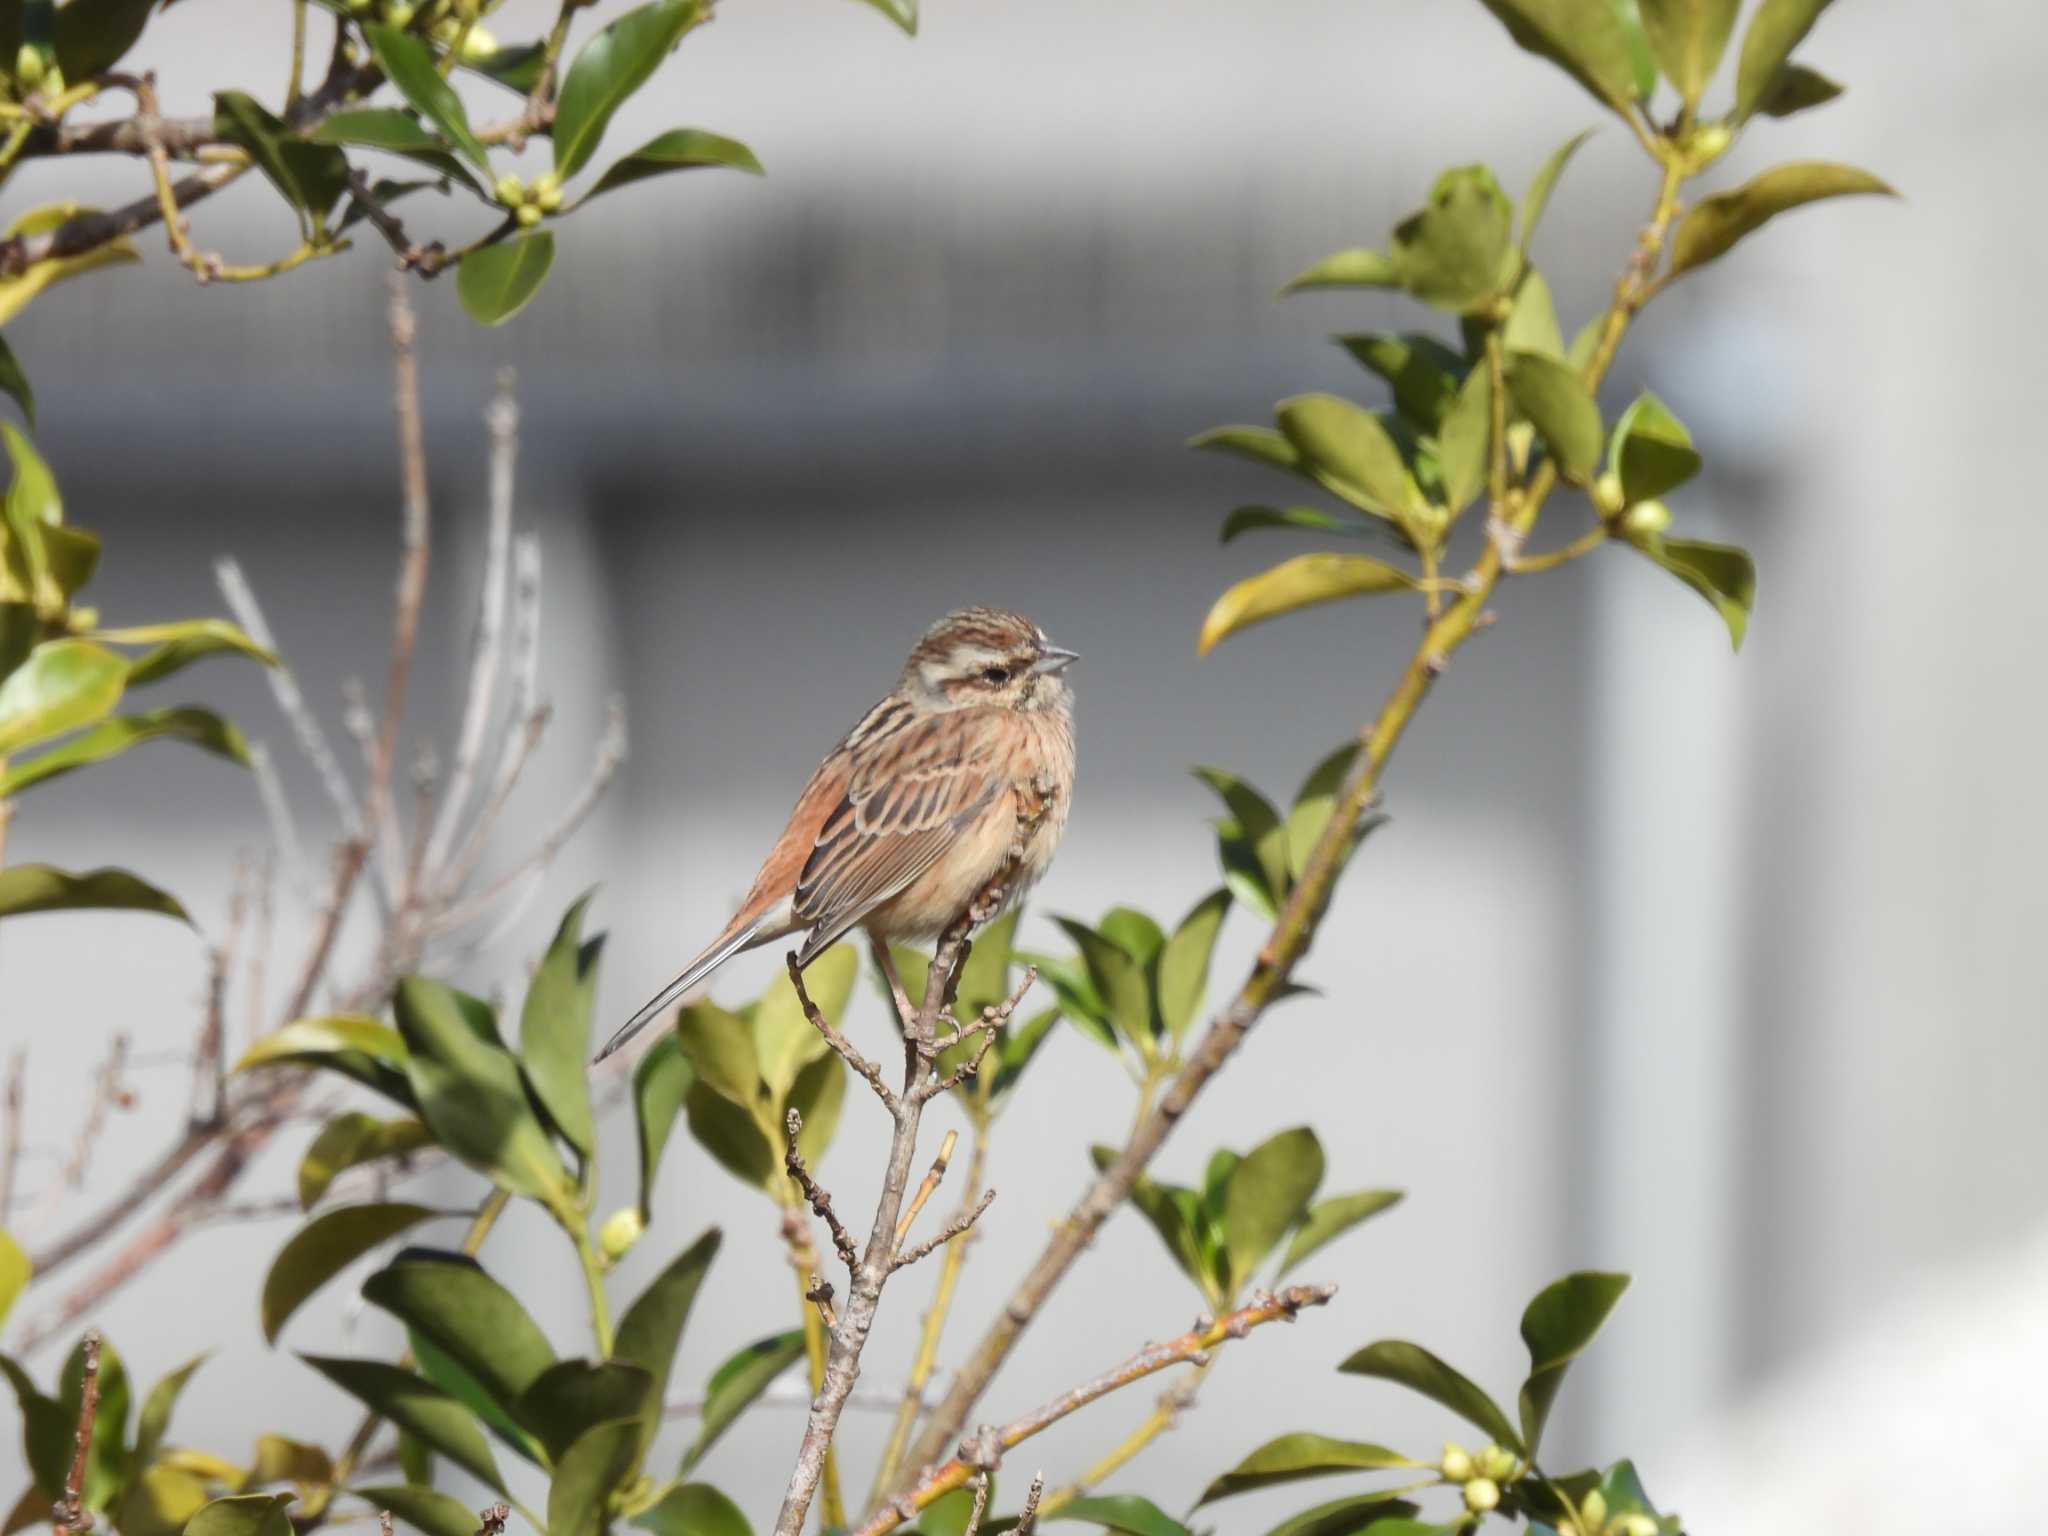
(961, 1475), (991, 1536)
(891, 1188), (995, 1272)
(370, 275), (432, 860)
(51, 1330), (101, 1533)
(474, 1504), (509, 1536)
(794, 948), (898, 1112)
(191, 867), (246, 1129)
(895, 1129), (958, 1241)
(1013, 1474), (1046, 1536)
(343, 169), (451, 277)
(806, 1274), (838, 1330)
(786, 1109), (857, 1273)
(863, 1287), (1336, 1536)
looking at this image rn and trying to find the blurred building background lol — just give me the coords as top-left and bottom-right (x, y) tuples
(4, 0), (2046, 1529)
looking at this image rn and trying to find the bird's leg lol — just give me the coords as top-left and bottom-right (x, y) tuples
(869, 929), (915, 1040)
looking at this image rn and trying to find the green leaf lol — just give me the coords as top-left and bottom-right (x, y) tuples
(1188, 425), (1303, 475)
(53, 0), (156, 79)
(1755, 62), (1843, 117)
(1339, 1341), (1522, 1454)
(396, 975), (575, 1209)
(235, 1015), (414, 1105)
(549, 1419), (641, 1536)
(187, 1494), (295, 1536)
(553, 0), (703, 178)
(682, 1330), (805, 1472)
(410, 1329), (546, 1465)
(303, 1356), (506, 1493)
(363, 1252), (558, 1415)
(0, 864), (187, 923)
(1503, 272), (1563, 360)
(1593, 1460), (1680, 1533)
(298, 1113), (434, 1209)
(579, 128), (762, 204)
(633, 1034), (693, 1219)
(754, 943), (856, 1103)
(613, 1227), (720, 1454)
(0, 203), (141, 329)
(1155, 888), (1229, 1043)
(1052, 1496), (1190, 1536)
(1098, 907), (1166, 968)
(1335, 334), (1464, 432)
(213, 93), (332, 224)
(1517, 1271), (1630, 1454)
(1624, 533), (1756, 649)
(2, 1352), (67, 1496)
(0, 706), (248, 795)
(789, 1058), (846, 1171)
(633, 1483), (752, 1536)
(1520, 127), (1596, 250)
(1090, 1147), (1204, 1292)
(0, 640), (126, 754)
(989, 1005), (1059, 1103)
(1666, 161), (1894, 281)
(520, 894), (600, 1157)
(356, 1485), (488, 1536)
(0, 335), (33, 428)
(1475, 0), (1646, 114)
(1276, 395), (1425, 523)
(1281, 248), (1399, 296)
(515, 1359), (654, 1463)
(458, 233), (556, 327)
(1278, 1190), (1403, 1276)
(133, 1353), (207, 1469)
(1196, 1433), (1417, 1505)
(851, 0), (917, 34)
(1260, 1498), (1432, 1536)
(1639, 0), (1740, 105)
(462, 39), (548, 93)
(1733, 0), (1837, 121)
(1054, 918), (1152, 1051)
(366, 25), (490, 169)
(1388, 167), (1513, 313)
(58, 1336), (130, 1511)
(1198, 554), (1416, 657)
(1221, 506), (1374, 545)
(1505, 351), (1602, 481)
(108, 618), (274, 686)
(0, 1228), (29, 1332)
(683, 1078), (778, 1189)
(1608, 392), (1701, 503)
(310, 108), (485, 194)
(1223, 1127), (1324, 1293)
(1436, 364), (1492, 516)
(262, 1202), (441, 1344)
(1193, 766), (1289, 921)
(1283, 743), (1360, 882)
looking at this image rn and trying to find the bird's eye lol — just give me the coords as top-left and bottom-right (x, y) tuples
(979, 665), (1011, 685)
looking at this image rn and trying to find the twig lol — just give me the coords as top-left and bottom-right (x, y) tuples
(786, 1109), (857, 1272)
(1039, 1357), (1213, 1518)
(918, 1024), (1001, 1102)
(791, 949), (897, 1112)
(343, 169), (450, 276)
(890, 1188), (994, 1273)
(29, 1037), (131, 1235)
(805, 1275), (838, 1330)
(1013, 1474), (1046, 1536)
(861, 1287), (1336, 1536)
(961, 1474), (991, 1536)
(370, 275), (432, 863)
(895, 1129), (957, 1241)
(474, 1504), (509, 1536)
(52, 1329), (100, 1533)
(191, 866), (246, 1129)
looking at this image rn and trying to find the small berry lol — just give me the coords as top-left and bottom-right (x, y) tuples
(386, 1), (417, 25)
(1475, 1444), (1517, 1482)
(1463, 1477), (1500, 1514)
(494, 174), (525, 206)
(1579, 1491), (1607, 1531)
(599, 1207), (644, 1260)
(533, 173), (563, 211)
(460, 24), (500, 61)
(14, 45), (44, 88)
(515, 202), (543, 227)
(1622, 498), (1672, 537)
(1438, 1443), (1474, 1483)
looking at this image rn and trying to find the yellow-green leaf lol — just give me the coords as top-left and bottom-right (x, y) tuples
(0, 639), (125, 754)
(1666, 161), (1895, 282)
(1733, 0), (1837, 121)
(1505, 351), (1602, 481)
(577, 128), (761, 206)
(1639, 0), (1740, 105)
(1520, 126), (1596, 250)
(1624, 533), (1756, 649)
(0, 204), (140, 327)
(1280, 247), (1399, 296)
(0, 706), (249, 796)
(1198, 554), (1415, 655)
(0, 863), (187, 922)
(1275, 395), (1423, 521)
(0, 1228), (27, 1331)
(261, 1202), (441, 1344)
(1475, 0), (1645, 115)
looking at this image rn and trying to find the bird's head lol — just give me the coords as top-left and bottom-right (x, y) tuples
(903, 606), (1078, 714)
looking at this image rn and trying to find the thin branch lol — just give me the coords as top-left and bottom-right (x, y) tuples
(895, 1128), (957, 1242)
(890, 1188), (995, 1273)
(1039, 1357), (1213, 1518)
(805, 1274), (838, 1330)
(785, 1108), (857, 1273)
(52, 1329), (100, 1533)
(343, 169), (450, 276)
(28, 1037), (131, 1236)
(246, 742), (312, 903)
(791, 949), (897, 1112)
(1013, 1474), (1045, 1536)
(369, 274), (433, 861)
(961, 1475), (991, 1536)
(863, 1286), (1336, 1536)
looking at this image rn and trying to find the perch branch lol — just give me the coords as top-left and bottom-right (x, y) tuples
(890, 1187), (995, 1273)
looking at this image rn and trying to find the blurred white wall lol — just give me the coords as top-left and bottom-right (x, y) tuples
(5, 2), (2047, 1530)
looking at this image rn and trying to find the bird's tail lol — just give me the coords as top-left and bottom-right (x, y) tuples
(594, 918), (763, 1062)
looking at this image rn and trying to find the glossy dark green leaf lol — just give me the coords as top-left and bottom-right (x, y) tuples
(613, 1227), (720, 1453)
(1517, 1271), (1630, 1453)
(133, 1353), (207, 1469)
(514, 1359), (654, 1463)
(1503, 272), (1563, 360)
(1756, 62), (1843, 117)
(1281, 248), (1399, 296)
(1156, 888), (1229, 1043)
(1520, 127), (1596, 250)
(633, 1034), (693, 1219)
(1223, 1127), (1324, 1292)
(1336, 334), (1464, 431)
(1608, 392), (1700, 504)
(1054, 918), (1152, 1050)
(1277, 395), (1425, 522)
(58, 1335), (129, 1510)
(304, 1356), (505, 1492)
(1221, 506), (1373, 545)
(1198, 554), (1416, 658)
(186, 1494), (295, 1536)
(53, 0), (155, 79)
(396, 975), (575, 1208)
(1734, 0), (1837, 120)
(1259, 1496), (1432, 1536)
(1051, 1496), (1190, 1536)
(580, 128), (762, 204)
(363, 1252), (558, 1415)
(632, 1483), (752, 1536)
(1388, 167), (1513, 313)
(549, 1419), (640, 1536)
(114, 618), (274, 686)
(1278, 1188), (1404, 1277)
(462, 39), (548, 93)
(553, 0), (703, 178)
(682, 1329), (805, 1472)
(262, 1202), (440, 1343)
(1021, 950), (1114, 1048)
(1667, 161), (1894, 281)
(1091, 1146), (1206, 1291)
(520, 893), (599, 1157)
(1188, 425), (1303, 475)
(1505, 351), (1602, 481)
(457, 233), (556, 327)
(338, 177), (448, 235)
(1197, 1433), (1417, 1505)
(298, 1113), (434, 1210)
(0, 864), (186, 923)
(0, 335), (32, 427)
(0, 706), (248, 795)
(1624, 533), (1756, 649)
(1639, 0), (1739, 104)
(213, 93), (323, 222)
(366, 25), (489, 169)
(355, 1485), (484, 1536)
(0, 640), (125, 754)
(310, 109), (485, 195)
(1476, 0), (1646, 113)
(411, 1329), (546, 1465)
(1338, 1341), (1522, 1454)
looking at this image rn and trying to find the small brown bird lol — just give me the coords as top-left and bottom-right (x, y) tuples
(597, 607), (1077, 1061)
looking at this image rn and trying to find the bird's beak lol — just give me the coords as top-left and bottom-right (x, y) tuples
(1032, 645), (1079, 676)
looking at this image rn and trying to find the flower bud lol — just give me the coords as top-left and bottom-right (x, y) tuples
(533, 172), (563, 211)
(460, 24), (500, 61)
(1622, 499), (1672, 537)
(1463, 1477), (1500, 1514)
(599, 1207), (644, 1260)
(494, 174), (525, 206)
(1687, 122), (1732, 168)
(1475, 1443), (1517, 1482)
(14, 45), (43, 87)
(1438, 1443), (1474, 1483)
(1593, 471), (1625, 516)
(385, 1), (416, 25)
(1578, 1490), (1607, 1531)
(1619, 1516), (1659, 1536)
(515, 202), (544, 227)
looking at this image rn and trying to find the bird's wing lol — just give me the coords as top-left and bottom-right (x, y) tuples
(791, 706), (1007, 958)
